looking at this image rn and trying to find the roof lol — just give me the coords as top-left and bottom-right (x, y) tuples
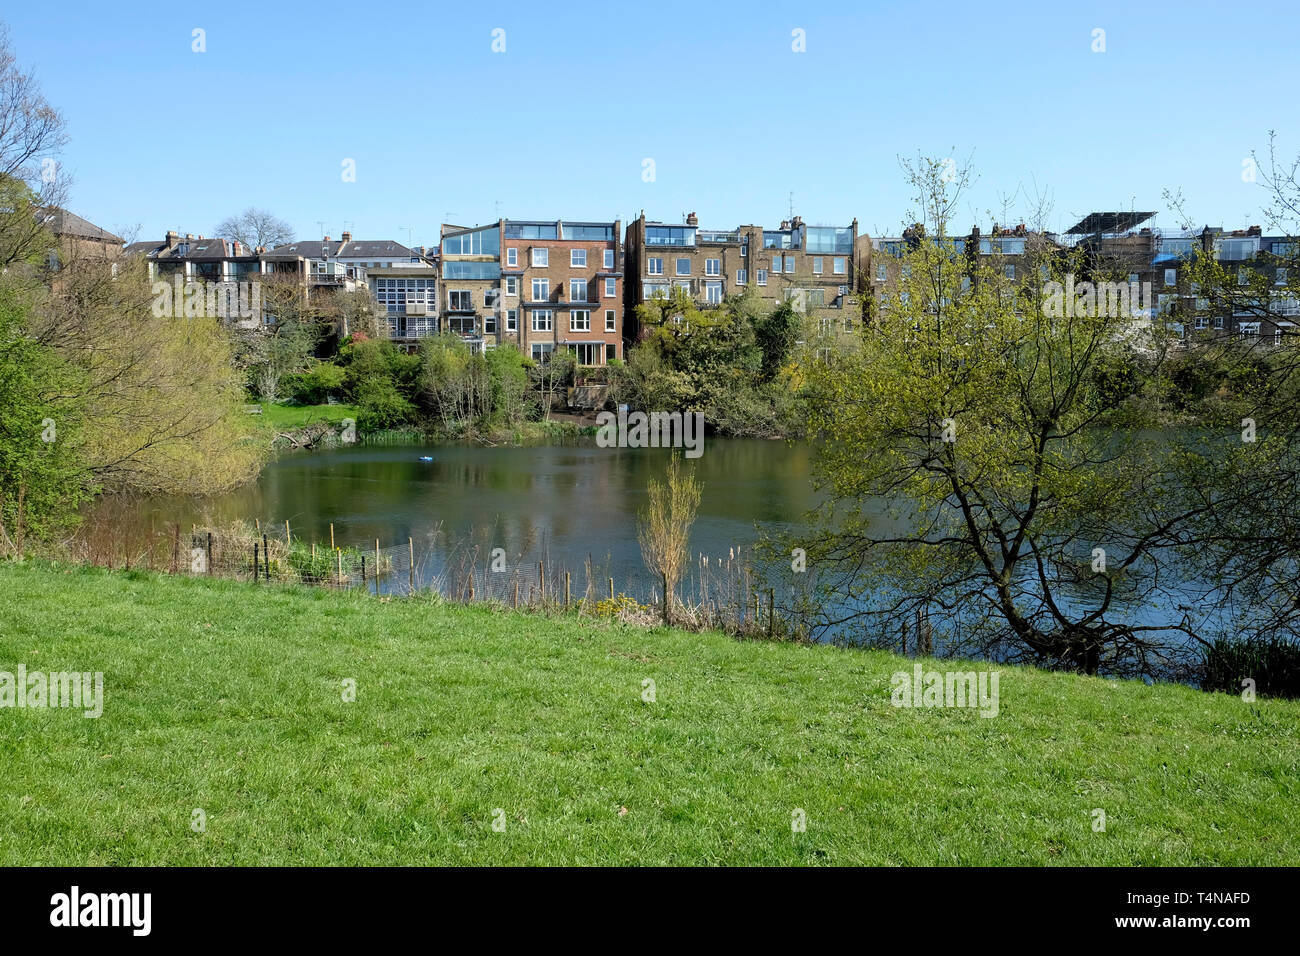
(139, 237), (251, 260)
(41, 208), (124, 244)
(265, 239), (417, 259)
(1066, 212), (1156, 235)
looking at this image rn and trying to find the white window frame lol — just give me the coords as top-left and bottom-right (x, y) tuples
(604, 309), (616, 332)
(737, 269), (747, 285)
(448, 289), (473, 310)
(571, 248), (587, 268)
(532, 278), (549, 301)
(757, 269), (767, 286)
(813, 256), (823, 275)
(570, 309), (591, 332)
(648, 257), (663, 275)
(506, 248), (518, 267)
(505, 276), (518, 296)
(675, 257), (691, 276)
(569, 278), (588, 302)
(604, 277), (616, 298)
(705, 258), (720, 276)
(506, 309), (518, 332)
(532, 309), (553, 332)
(604, 249), (614, 269)
(532, 247), (548, 268)
(1164, 269), (1177, 287)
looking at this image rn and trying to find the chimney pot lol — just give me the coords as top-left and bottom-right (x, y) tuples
(685, 212), (698, 226)
(341, 231), (352, 242)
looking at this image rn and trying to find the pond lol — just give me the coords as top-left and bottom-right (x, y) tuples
(103, 437), (820, 605)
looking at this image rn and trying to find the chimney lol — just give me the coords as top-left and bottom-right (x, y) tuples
(341, 231), (352, 243)
(185, 233), (194, 240)
(685, 212), (698, 226)
(165, 230), (179, 249)
(1247, 225), (1261, 237)
(791, 215), (803, 228)
(323, 235), (331, 243)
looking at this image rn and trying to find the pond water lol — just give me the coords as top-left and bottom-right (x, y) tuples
(108, 438), (820, 603)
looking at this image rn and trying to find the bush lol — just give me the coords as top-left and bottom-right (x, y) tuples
(355, 379), (416, 431)
(1201, 635), (1300, 699)
(284, 362), (346, 405)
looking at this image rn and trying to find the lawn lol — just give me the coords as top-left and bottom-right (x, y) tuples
(0, 560), (1296, 865)
(255, 401), (358, 431)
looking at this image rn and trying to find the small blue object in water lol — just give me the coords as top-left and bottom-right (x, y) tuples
(418, 456), (434, 462)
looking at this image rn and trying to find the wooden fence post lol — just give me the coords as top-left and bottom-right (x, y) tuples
(330, 523), (335, 550)
(285, 520), (291, 547)
(263, 534), (270, 580)
(361, 555), (367, 588)
(206, 532), (213, 577)
(609, 577), (615, 601)
(336, 548), (342, 588)
(768, 588), (775, 638)
(409, 538), (415, 593)
(253, 543), (260, 582)
(171, 523), (180, 574)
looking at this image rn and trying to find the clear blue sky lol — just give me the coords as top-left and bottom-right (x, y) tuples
(7, 0), (1296, 246)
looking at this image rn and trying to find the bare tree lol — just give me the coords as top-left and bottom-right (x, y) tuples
(0, 25), (70, 268)
(214, 207), (295, 250)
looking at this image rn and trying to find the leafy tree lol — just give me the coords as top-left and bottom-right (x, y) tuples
(792, 156), (1300, 677)
(0, 281), (90, 553)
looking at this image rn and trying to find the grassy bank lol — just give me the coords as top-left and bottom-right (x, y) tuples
(256, 402), (358, 431)
(0, 560), (1295, 865)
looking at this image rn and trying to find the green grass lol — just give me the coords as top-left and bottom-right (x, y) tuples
(255, 402), (357, 430)
(1, 560), (1296, 865)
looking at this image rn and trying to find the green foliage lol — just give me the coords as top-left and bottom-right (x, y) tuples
(341, 339), (417, 430)
(0, 281), (93, 550)
(613, 287), (809, 437)
(283, 361), (346, 405)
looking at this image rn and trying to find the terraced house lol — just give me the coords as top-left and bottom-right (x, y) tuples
(439, 219), (624, 364)
(508, 219), (622, 365)
(1068, 214), (1298, 345)
(624, 212), (858, 340)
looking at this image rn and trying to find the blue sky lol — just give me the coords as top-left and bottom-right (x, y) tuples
(6, 0), (1296, 246)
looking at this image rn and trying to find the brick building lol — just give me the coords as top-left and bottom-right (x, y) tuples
(440, 218), (624, 364)
(624, 212), (858, 341)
